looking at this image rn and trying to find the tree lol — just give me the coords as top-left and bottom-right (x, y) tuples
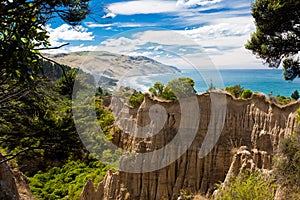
(149, 82), (164, 97)
(164, 77), (196, 99)
(245, 0), (300, 80)
(225, 84), (244, 98)
(129, 91), (145, 108)
(149, 77), (196, 100)
(291, 90), (299, 100)
(241, 89), (253, 99)
(0, 0), (91, 83)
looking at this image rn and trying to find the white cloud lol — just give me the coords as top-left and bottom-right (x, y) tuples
(179, 17), (255, 47)
(101, 36), (142, 48)
(97, 14), (262, 69)
(85, 22), (113, 28)
(176, 0), (222, 8)
(44, 44), (98, 54)
(209, 47), (263, 68)
(102, 12), (117, 19)
(46, 24), (94, 48)
(128, 51), (154, 57)
(107, 0), (180, 15)
(43, 24), (95, 53)
(68, 44), (98, 52)
(181, 22), (253, 40)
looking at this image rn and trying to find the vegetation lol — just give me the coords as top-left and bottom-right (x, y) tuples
(276, 95), (292, 105)
(178, 189), (194, 200)
(129, 91), (145, 108)
(225, 84), (244, 98)
(0, 0), (90, 83)
(216, 171), (277, 200)
(241, 89), (253, 99)
(0, 63), (84, 174)
(225, 85), (254, 99)
(245, 0), (300, 80)
(274, 110), (300, 198)
(268, 90), (299, 105)
(291, 90), (299, 100)
(149, 77), (196, 100)
(0, 0), (94, 171)
(0, 60), (119, 173)
(29, 160), (109, 200)
(0, 2), (120, 199)
(0, 60), (121, 199)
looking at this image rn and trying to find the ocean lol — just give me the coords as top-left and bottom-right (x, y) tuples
(121, 69), (300, 97)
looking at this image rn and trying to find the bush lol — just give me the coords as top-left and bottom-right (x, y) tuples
(29, 160), (110, 200)
(216, 171), (276, 200)
(129, 92), (145, 108)
(274, 112), (300, 198)
(149, 77), (196, 100)
(276, 95), (292, 105)
(241, 89), (253, 99)
(225, 84), (244, 98)
(291, 90), (299, 100)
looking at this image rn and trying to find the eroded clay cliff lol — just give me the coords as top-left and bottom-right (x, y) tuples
(0, 154), (32, 200)
(0, 154), (20, 200)
(81, 92), (300, 200)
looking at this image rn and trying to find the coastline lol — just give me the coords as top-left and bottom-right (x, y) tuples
(118, 69), (300, 97)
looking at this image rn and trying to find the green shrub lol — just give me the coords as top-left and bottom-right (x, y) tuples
(241, 89), (253, 99)
(225, 84), (244, 98)
(291, 90), (299, 100)
(276, 95), (292, 105)
(29, 160), (110, 200)
(149, 77), (196, 100)
(216, 171), (276, 200)
(129, 92), (145, 108)
(179, 189), (194, 200)
(274, 112), (300, 197)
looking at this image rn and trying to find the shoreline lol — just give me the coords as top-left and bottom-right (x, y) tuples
(117, 69), (300, 97)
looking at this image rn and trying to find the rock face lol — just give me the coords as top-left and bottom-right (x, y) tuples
(0, 155), (32, 200)
(81, 92), (300, 200)
(0, 154), (20, 200)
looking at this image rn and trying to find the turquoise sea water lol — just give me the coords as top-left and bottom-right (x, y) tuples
(121, 69), (300, 97)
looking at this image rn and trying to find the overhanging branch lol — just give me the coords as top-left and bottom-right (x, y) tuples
(34, 43), (69, 51)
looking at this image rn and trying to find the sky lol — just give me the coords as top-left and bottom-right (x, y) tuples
(46, 0), (267, 69)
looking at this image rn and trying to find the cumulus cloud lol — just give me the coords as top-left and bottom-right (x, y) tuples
(107, 0), (180, 15)
(97, 14), (260, 68)
(43, 24), (95, 53)
(46, 24), (94, 47)
(102, 12), (117, 19)
(180, 18), (254, 40)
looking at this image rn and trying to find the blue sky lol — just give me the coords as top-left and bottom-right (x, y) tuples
(46, 0), (266, 69)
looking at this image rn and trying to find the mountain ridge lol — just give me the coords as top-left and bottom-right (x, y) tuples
(45, 51), (180, 83)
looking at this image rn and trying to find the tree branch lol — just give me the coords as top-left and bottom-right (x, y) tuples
(34, 43), (69, 51)
(38, 54), (71, 87)
(0, 147), (35, 165)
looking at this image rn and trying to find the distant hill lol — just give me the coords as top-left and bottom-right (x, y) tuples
(45, 51), (180, 89)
